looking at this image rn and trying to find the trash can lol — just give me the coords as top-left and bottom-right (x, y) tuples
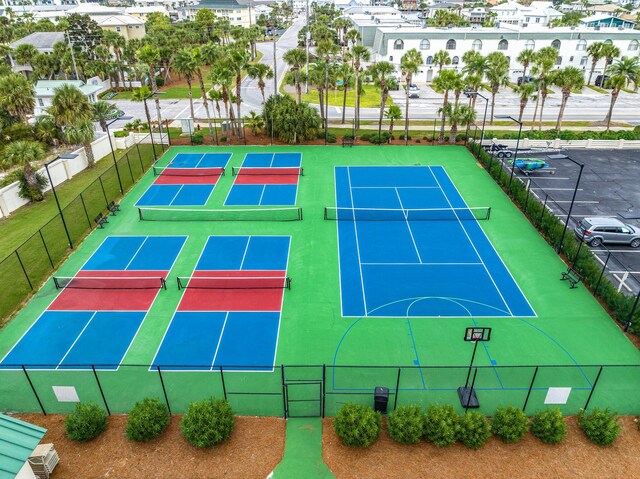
(374, 387), (389, 413)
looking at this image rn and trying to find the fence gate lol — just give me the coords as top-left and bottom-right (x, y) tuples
(283, 366), (324, 418)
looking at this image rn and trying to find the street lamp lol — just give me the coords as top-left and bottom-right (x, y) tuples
(494, 115), (523, 191)
(464, 90), (488, 150)
(547, 154), (585, 254)
(105, 115), (133, 194)
(44, 154), (78, 249)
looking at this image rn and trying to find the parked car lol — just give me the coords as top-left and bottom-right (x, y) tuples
(517, 76), (534, 86)
(407, 84), (420, 98)
(595, 75), (610, 88)
(574, 217), (640, 248)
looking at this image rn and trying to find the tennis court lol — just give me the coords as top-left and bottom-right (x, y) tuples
(136, 152), (230, 206)
(225, 152), (302, 206)
(332, 166), (535, 318)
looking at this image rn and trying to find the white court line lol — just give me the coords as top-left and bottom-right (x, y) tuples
(56, 311), (97, 369)
(529, 187), (583, 191)
(239, 236), (251, 270)
(210, 312), (230, 371)
(361, 262), (484, 266)
(268, 152), (275, 167)
(431, 168), (514, 317)
(593, 249), (640, 254)
(347, 167), (370, 316)
(394, 187), (422, 264)
(194, 153), (207, 168)
(258, 184), (267, 206)
(124, 237), (149, 270)
(351, 186), (440, 189)
(167, 184), (186, 206)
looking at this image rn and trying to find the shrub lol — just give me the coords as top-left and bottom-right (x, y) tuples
(220, 136), (228, 142)
(327, 133), (337, 143)
(457, 411), (491, 449)
(343, 134), (354, 141)
(399, 134), (412, 140)
(65, 402), (108, 442)
(17, 168), (48, 202)
(359, 133), (371, 142)
(180, 398), (235, 448)
(491, 406), (529, 443)
(423, 404), (458, 447)
(191, 133), (204, 145)
(155, 77), (165, 87)
(113, 130), (130, 138)
(577, 408), (621, 446)
(368, 132), (390, 144)
(126, 398), (170, 442)
(530, 407), (567, 445)
(415, 139), (421, 143)
(333, 403), (381, 447)
(387, 405), (423, 444)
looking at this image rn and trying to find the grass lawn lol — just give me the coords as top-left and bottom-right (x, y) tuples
(586, 85), (608, 94)
(294, 85), (383, 108)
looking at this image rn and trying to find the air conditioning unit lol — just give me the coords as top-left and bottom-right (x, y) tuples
(28, 444), (59, 479)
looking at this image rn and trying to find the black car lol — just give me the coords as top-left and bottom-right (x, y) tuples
(517, 76), (534, 86)
(595, 74), (610, 88)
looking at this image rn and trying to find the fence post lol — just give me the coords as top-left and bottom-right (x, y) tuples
(583, 366), (603, 411)
(15, 250), (32, 290)
(156, 366), (172, 415)
(219, 366), (227, 400)
(39, 230), (54, 269)
(124, 152), (134, 183)
(78, 193), (92, 228)
(134, 140), (143, 171)
(393, 367), (401, 411)
(522, 366), (538, 413)
(523, 179), (532, 214)
(280, 365), (287, 418)
(624, 289), (640, 332)
(538, 195), (548, 227)
(22, 365), (45, 415)
(594, 252), (611, 295)
(98, 177), (109, 206)
(570, 239), (584, 270)
(92, 365), (111, 415)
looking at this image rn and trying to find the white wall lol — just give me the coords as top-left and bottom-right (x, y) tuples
(16, 462), (37, 479)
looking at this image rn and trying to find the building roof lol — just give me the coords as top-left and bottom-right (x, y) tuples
(189, 0), (247, 9)
(35, 80), (102, 98)
(125, 6), (168, 13)
(9, 31), (65, 50)
(67, 4), (124, 14)
(93, 14), (146, 26)
(0, 414), (46, 479)
(590, 4), (627, 12)
(580, 13), (636, 24)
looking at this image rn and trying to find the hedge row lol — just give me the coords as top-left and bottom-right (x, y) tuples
(333, 403), (625, 448)
(468, 142), (640, 334)
(480, 127), (640, 141)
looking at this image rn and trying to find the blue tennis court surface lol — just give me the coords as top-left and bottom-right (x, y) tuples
(1, 236), (185, 370)
(242, 152), (301, 168)
(152, 235), (290, 371)
(169, 152), (231, 168)
(335, 166), (535, 318)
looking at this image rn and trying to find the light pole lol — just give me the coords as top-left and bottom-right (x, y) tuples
(548, 154), (585, 254)
(495, 115), (523, 191)
(104, 115), (133, 194)
(464, 90), (488, 150)
(44, 154), (78, 248)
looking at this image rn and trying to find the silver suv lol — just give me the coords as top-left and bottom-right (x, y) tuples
(574, 217), (640, 248)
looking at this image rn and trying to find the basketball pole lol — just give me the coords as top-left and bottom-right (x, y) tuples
(463, 339), (479, 390)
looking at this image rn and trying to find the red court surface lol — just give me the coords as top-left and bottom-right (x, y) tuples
(234, 168), (300, 185)
(49, 270), (167, 311)
(178, 270), (287, 312)
(154, 168), (224, 185)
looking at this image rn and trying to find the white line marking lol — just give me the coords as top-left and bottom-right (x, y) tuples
(56, 311), (97, 369)
(361, 262), (484, 266)
(124, 237), (149, 270)
(347, 167), (369, 316)
(351, 186), (440, 189)
(210, 312), (229, 370)
(168, 184), (186, 206)
(258, 184), (267, 206)
(395, 187), (422, 264)
(239, 236), (251, 270)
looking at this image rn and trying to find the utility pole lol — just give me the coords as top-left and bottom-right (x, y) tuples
(65, 30), (79, 81)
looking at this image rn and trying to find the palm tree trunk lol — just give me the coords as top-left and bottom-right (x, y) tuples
(295, 68), (301, 104)
(149, 65), (164, 136)
(259, 79), (266, 103)
(531, 87), (541, 130)
(439, 91), (449, 144)
(538, 92), (547, 131)
(518, 100), (526, 123)
(22, 163), (43, 201)
(603, 89), (619, 131)
(197, 72), (215, 141)
(236, 74), (243, 138)
(83, 142), (95, 168)
(490, 89), (497, 125)
(404, 74), (410, 143)
(389, 118), (394, 135)
(354, 69), (360, 130)
(378, 89), (387, 139)
(449, 123), (458, 145)
(588, 61), (596, 85)
(556, 93), (569, 131)
(342, 84), (348, 123)
(186, 77), (195, 124)
(318, 88), (325, 124)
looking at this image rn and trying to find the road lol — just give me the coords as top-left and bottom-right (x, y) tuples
(111, 17), (640, 127)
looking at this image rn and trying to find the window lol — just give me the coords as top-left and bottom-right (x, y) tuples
(452, 56), (459, 65)
(604, 39), (612, 45)
(551, 39), (560, 49)
(389, 56), (393, 61)
(629, 40), (639, 51)
(525, 39), (535, 50)
(535, 17), (540, 23)
(525, 16), (530, 22)
(569, 56), (574, 62)
(394, 39), (404, 50)
(556, 56), (562, 66)
(426, 55), (433, 64)
(420, 39), (430, 50)
(115, 26), (121, 32)
(472, 39), (482, 51)
(38, 98), (44, 107)
(498, 39), (508, 50)
(576, 39), (586, 51)
(580, 56), (588, 66)
(446, 39), (456, 50)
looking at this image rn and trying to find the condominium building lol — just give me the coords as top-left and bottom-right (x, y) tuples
(183, 0), (251, 27)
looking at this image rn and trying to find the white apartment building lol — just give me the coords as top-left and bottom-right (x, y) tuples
(183, 0), (251, 27)
(490, 1), (563, 27)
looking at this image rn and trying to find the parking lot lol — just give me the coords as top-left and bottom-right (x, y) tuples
(498, 147), (640, 295)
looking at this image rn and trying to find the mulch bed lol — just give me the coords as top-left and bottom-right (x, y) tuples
(323, 416), (640, 479)
(14, 414), (284, 479)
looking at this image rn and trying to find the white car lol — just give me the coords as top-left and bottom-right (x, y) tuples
(407, 84), (420, 98)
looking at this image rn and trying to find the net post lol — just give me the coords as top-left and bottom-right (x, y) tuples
(22, 365), (46, 415)
(281, 365), (287, 419)
(219, 366), (227, 400)
(487, 207), (491, 220)
(176, 277), (182, 290)
(324, 207), (328, 220)
(161, 278), (167, 290)
(91, 365), (111, 415)
(299, 208), (303, 221)
(156, 365), (172, 415)
(286, 277), (291, 290)
(221, 167), (225, 176)
(321, 364), (326, 418)
(583, 366), (603, 412)
(300, 167), (304, 177)
(393, 367), (401, 411)
(138, 207), (143, 221)
(522, 366), (538, 413)
(53, 277), (61, 290)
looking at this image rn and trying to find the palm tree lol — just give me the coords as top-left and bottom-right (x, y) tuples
(137, 45), (164, 135)
(47, 84), (93, 127)
(337, 62), (355, 124)
(228, 46), (251, 137)
(442, 103), (475, 145)
(432, 69), (458, 143)
(586, 42), (605, 85)
(173, 47), (198, 127)
(2, 141), (47, 201)
(192, 47), (216, 141)
(603, 56), (640, 131)
(132, 86), (153, 129)
(485, 52), (510, 124)
(515, 82), (536, 123)
(12, 43), (38, 68)
(385, 105), (402, 136)
(247, 63), (274, 104)
(530, 47), (558, 130)
(602, 44), (621, 71)
(517, 48), (536, 81)
(550, 66), (584, 131)
(283, 48), (307, 104)
(368, 61), (396, 140)
(0, 73), (35, 121)
(433, 50), (451, 74)
(461, 51), (486, 109)
(307, 62), (327, 125)
(208, 89), (223, 121)
(102, 30), (126, 87)
(351, 45), (370, 131)
(66, 119), (97, 167)
(400, 48), (422, 142)
(316, 40), (340, 132)
(244, 111), (265, 135)
(345, 29), (361, 49)
(92, 100), (119, 132)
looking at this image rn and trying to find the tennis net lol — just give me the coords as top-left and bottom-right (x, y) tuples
(153, 166), (225, 177)
(323, 206), (491, 221)
(177, 276), (291, 290)
(53, 276), (167, 290)
(231, 166), (303, 176)
(138, 207), (303, 222)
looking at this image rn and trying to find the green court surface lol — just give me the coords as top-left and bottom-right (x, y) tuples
(0, 146), (639, 417)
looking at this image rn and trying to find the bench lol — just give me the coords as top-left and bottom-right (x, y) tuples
(94, 213), (108, 229)
(342, 137), (354, 147)
(561, 267), (583, 289)
(107, 201), (120, 215)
